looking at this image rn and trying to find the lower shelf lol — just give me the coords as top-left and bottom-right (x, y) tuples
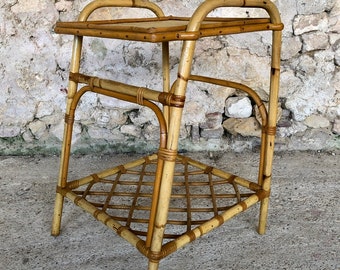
(62, 154), (264, 241)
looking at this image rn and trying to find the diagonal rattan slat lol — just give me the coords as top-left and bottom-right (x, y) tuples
(51, 1), (283, 269)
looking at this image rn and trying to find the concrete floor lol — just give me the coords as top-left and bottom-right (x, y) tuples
(0, 150), (339, 270)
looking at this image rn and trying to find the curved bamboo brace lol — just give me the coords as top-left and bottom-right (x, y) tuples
(188, 74), (268, 127)
(78, 0), (165, 22)
(187, 74), (271, 194)
(68, 86), (168, 149)
(67, 84), (170, 248)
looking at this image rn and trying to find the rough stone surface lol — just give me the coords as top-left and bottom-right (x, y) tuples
(0, 0), (339, 154)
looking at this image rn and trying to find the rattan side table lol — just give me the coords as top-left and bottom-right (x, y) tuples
(51, 1), (283, 269)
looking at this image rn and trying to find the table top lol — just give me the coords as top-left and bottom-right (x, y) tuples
(55, 16), (283, 42)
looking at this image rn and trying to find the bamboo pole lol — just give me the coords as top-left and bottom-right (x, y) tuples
(258, 29), (282, 235)
(51, 35), (83, 236)
(162, 41), (170, 128)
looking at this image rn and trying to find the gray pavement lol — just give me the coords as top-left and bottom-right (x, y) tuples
(0, 150), (339, 270)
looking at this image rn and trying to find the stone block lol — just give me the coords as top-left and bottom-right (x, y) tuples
(279, 70), (304, 98)
(277, 122), (307, 138)
(28, 120), (47, 140)
(302, 32), (329, 52)
(120, 124), (141, 137)
(50, 120), (82, 143)
(130, 107), (158, 127)
(190, 124), (200, 142)
(332, 119), (340, 134)
(281, 36), (302, 60)
(225, 96), (252, 118)
(293, 13), (329, 35)
(223, 117), (261, 138)
(200, 112), (223, 130)
(333, 39), (340, 66)
(200, 127), (224, 140)
(11, 0), (47, 13)
(0, 125), (21, 138)
(143, 124), (160, 141)
(304, 114), (330, 128)
(36, 101), (55, 118)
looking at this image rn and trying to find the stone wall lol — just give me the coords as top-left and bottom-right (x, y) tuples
(0, 0), (339, 155)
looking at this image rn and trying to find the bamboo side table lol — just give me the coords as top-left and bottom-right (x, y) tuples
(51, 1), (283, 269)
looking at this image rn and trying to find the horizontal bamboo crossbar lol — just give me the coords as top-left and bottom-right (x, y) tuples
(69, 72), (185, 108)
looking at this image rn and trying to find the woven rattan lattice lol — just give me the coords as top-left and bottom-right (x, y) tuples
(66, 154), (258, 240)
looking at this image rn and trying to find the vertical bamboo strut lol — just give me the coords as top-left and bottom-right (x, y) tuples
(258, 29), (282, 235)
(51, 35), (83, 236)
(162, 42), (170, 128)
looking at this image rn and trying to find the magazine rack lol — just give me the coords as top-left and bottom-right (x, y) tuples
(51, 1), (283, 269)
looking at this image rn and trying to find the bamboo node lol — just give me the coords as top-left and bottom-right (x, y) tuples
(177, 72), (188, 82)
(187, 230), (196, 242)
(103, 216), (111, 226)
(155, 223), (166, 229)
(117, 226), (129, 236)
(74, 196), (82, 206)
(239, 201), (248, 211)
(198, 226), (204, 236)
(93, 209), (102, 220)
(215, 214), (224, 226)
(249, 182), (261, 191)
